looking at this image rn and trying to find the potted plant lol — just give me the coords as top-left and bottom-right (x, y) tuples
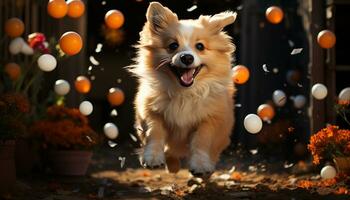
(308, 125), (350, 174)
(0, 93), (30, 193)
(30, 105), (99, 176)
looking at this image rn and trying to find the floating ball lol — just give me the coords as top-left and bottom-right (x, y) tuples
(265, 6), (284, 24)
(338, 87), (350, 101)
(104, 122), (119, 139)
(5, 18), (25, 38)
(107, 87), (125, 106)
(79, 101), (93, 116)
(232, 65), (250, 84)
(257, 104), (275, 122)
(286, 70), (301, 86)
(59, 31), (83, 56)
(293, 95), (307, 109)
(9, 37), (24, 55)
(317, 30), (336, 49)
(54, 79), (70, 96)
(74, 76), (91, 94)
(272, 90), (287, 107)
(105, 10), (125, 29)
(47, 0), (68, 19)
(311, 83), (328, 100)
(37, 54), (57, 72)
(244, 114), (263, 134)
(67, 0), (85, 18)
(320, 165), (337, 179)
(4, 63), (21, 81)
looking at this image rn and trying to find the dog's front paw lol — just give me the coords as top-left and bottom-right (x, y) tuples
(189, 150), (215, 177)
(141, 143), (165, 168)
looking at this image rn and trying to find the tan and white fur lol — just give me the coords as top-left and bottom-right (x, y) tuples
(129, 2), (236, 176)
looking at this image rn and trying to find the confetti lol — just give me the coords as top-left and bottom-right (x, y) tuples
(291, 48), (303, 55)
(130, 133), (138, 142)
(236, 5), (243, 11)
(187, 5), (197, 12)
(117, 78), (122, 83)
(288, 40), (295, 47)
(262, 64), (270, 73)
(235, 104), (242, 107)
(110, 109), (118, 117)
(88, 66), (93, 71)
(273, 68), (279, 73)
(101, 1), (106, 5)
(90, 75), (96, 80)
(284, 162), (294, 169)
(89, 56), (100, 65)
(108, 140), (117, 148)
(95, 43), (103, 53)
(249, 149), (258, 155)
(118, 156), (126, 168)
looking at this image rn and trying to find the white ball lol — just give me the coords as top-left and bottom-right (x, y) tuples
(244, 114), (263, 134)
(79, 101), (93, 116)
(272, 90), (287, 107)
(312, 83), (328, 100)
(37, 54), (57, 72)
(320, 165), (337, 179)
(104, 123), (119, 139)
(293, 95), (306, 109)
(9, 37), (24, 55)
(339, 87), (350, 101)
(21, 43), (34, 55)
(54, 79), (70, 96)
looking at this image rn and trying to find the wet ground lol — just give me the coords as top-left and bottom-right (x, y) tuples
(4, 145), (350, 200)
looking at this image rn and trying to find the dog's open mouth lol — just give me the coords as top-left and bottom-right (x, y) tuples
(169, 64), (203, 87)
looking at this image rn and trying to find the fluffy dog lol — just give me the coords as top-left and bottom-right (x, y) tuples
(129, 2), (236, 176)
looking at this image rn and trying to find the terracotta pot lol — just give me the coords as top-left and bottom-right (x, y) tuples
(334, 157), (350, 174)
(15, 138), (39, 175)
(0, 140), (16, 194)
(49, 150), (93, 176)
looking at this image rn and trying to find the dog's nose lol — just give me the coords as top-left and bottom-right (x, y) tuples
(180, 54), (194, 66)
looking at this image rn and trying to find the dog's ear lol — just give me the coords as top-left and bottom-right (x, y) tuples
(146, 2), (178, 34)
(201, 11), (237, 34)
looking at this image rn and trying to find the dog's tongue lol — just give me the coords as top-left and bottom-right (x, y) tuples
(180, 69), (195, 85)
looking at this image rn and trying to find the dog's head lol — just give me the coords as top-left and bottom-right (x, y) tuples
(136, 2), (236, 88)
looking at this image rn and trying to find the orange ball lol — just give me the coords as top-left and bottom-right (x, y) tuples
(59, 31), (83, 56)
(105, 10), (125, 29)
(67, 0), (85, 18)
(107, 88), (125, 106)
(317, 30), (336, 49)
(74, 76), (91, 93)
(232, 65), (250, 84)
(47, 0), (68, 19)
(5, 18), (25, 38)
(265, 6), (284, 24)
(4, 63), (21, 81)
(257, 104), (275, 121)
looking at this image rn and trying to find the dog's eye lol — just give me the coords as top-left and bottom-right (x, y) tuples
(195, 43), (205, 51)
(168, 42), (179, 51)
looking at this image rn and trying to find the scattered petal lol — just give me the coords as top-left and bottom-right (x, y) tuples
(249, 149), (258, 155)
(288, 40), (295, 47)
(187, 5), (197, 12)
(262, 64), (270, 72)
(89, 56), (100, 65)
(95, 43), (103, 53)
(118, 156), (126, 168)
(110, 109), (118, 117)
(273, 68), (279, 73)
(291, 48), (303, 55)
(108, 140), (117, 148)
(130, 134), (138, 142)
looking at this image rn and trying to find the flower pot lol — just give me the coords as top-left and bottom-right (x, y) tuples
(15, 138), (39, 175)
(333, 157), (350, 174)
(48, 150), (93, 176)
(0, 140), (16, 194)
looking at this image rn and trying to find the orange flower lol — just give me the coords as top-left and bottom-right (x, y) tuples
(30, 105), (99, 150)
(308, 125), (350, 165)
